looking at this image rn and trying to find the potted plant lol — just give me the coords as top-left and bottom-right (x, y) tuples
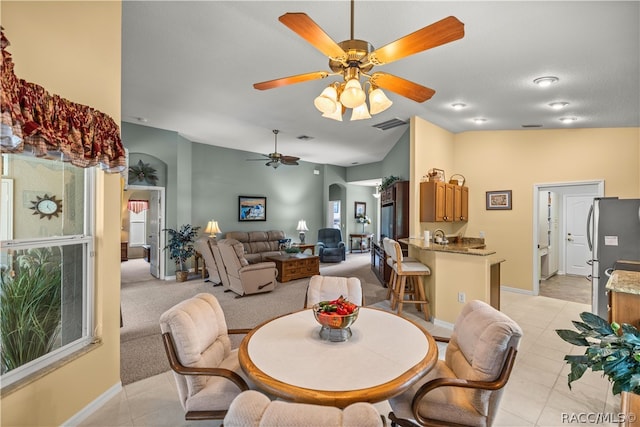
(0, 247), (62, 373)
(378, 175), (401, 191)
(555, 311), (640, 395)
(284, 247), (301, 257)
(164, 224), (200, 282)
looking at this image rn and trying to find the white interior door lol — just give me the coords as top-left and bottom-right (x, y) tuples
(565, 195), (593, 276)
(148, 191), (161, 278)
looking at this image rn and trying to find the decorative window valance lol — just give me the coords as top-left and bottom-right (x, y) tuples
(0, 28), (126, 173)
(127, 200), (149, 214)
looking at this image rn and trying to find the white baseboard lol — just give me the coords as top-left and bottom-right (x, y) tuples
(433, 318), (454, 330)
(61, 381), (122, 426)
(501, 285), (534, 296)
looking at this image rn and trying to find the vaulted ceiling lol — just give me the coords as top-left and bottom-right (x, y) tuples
(122, 1), (639, 167)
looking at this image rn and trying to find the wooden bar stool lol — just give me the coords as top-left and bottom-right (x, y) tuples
(389, 240), (431, 321)
(382, 238), (417, 305)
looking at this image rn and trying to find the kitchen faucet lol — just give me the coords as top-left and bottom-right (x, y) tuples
(433, 229), (448, 245)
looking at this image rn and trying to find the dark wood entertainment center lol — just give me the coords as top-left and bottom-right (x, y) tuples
(371, 180), (410, 286)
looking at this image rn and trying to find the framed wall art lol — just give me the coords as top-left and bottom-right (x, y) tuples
(354, 201), (366, 218)
(486, 190), (512, 210)
(239, 196), (267, 221)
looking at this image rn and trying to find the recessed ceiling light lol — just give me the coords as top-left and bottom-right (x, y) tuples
(559, 117), (578, 124)
(451, 103), (466, 110)
(549, 102), (569, 110)
(473, 118), (487, 124)
(533, 76), (559, 87)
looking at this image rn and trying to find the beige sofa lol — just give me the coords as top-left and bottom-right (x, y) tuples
(225, 230), (288, 264)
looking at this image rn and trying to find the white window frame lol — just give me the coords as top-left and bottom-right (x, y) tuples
(0, 161), (95, 388)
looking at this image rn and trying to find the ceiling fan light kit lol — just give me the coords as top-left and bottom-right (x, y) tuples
(253, 0), (465, 121)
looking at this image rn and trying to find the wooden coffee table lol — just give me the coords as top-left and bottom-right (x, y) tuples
(267, 254), (320, 283)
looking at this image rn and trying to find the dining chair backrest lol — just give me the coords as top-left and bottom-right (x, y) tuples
(159, 293), (233, 409)
(305, 275), (363, 308)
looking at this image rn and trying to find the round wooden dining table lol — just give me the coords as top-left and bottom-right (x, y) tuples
(238, 307), (438, 408)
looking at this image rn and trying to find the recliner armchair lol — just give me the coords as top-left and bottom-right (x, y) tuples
(216, 238), (278, 297)
(317, 228), (346, 262)
(195, 236), (223, 285)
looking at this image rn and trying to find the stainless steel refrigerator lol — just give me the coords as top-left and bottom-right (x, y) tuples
(587, 197), (640, 318)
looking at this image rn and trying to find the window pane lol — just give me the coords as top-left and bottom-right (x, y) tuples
(0, 243), (87, 375)
(1, 154), (85, 239)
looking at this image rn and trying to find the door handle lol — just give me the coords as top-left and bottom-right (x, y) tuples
(567, 237), (574, 242)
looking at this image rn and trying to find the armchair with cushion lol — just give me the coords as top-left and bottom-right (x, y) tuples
(317, 228), (346, 262)
(216, 238), (277, 297)
(224, 390), (385, 427)
(159, 293), (252, 421)
(388, 300), (522, 427)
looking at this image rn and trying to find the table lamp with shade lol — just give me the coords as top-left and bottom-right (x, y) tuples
(296, 219), (309, 243)
(204, 220), (222, 238)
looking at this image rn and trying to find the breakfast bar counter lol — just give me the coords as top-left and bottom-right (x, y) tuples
(606, 268), (640, 328)
(400, 238), (504, 324)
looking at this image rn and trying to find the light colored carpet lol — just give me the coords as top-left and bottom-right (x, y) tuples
(120, 253), (391, 385)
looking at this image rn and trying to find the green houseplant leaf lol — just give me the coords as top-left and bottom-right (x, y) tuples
(163, 224), (200, 272)
(0, 248), (62, 373)
(556, 312), (640, 395)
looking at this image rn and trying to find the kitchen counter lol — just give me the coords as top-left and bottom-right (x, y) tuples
(400, 237), (504, 324)
(605, 269), (640, 327)
(400, 237), (496, 256)
(606, 269), (640, 295)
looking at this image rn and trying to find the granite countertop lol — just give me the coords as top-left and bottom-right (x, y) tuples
(605, 270), (640, 295)
(400, 237), (497, 257)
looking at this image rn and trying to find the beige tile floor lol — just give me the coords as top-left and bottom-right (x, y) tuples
(79, 291), (621, 427)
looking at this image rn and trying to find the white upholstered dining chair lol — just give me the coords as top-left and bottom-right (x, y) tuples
(304, 274), (364, 308)
(388, 300), (522, 427)
(159, 293), (252, 421)
(223, 390), (385, 427)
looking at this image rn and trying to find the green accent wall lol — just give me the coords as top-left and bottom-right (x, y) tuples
(121, 122), (410, 267)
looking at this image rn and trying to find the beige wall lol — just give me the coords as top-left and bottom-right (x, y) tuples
(411, 117), (640, 294)
(1, 2), (122, 426)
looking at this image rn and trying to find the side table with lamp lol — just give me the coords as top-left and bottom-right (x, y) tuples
(293, 219), (315, 254)
(195, 219), (222, 279)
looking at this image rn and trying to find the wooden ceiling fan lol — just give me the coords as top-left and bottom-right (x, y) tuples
(253, 0), (465, 109)
(247, 130), (299, 169)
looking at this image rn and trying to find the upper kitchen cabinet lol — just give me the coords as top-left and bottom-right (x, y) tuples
(420, 181), (469, 222)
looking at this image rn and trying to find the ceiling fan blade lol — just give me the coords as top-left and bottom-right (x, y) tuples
(254, 71), (330, 90)
(279, 13), (347, 62)
(368, 16), (464, 66)
(280, 155), (300, 165)
(370, 72), (435, 103)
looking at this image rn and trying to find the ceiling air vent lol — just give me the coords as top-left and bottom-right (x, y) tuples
(372, 118), (408, 131)
(521, 124), (543, 128)
(296, 135), (314, 141)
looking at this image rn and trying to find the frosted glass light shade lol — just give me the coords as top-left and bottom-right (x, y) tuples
(313, 86), (338, 114)
(340, 79), (366, 108)
(350, 103), (371, 121)
(322, 101), (343, 121)
(368, 88), (393, 115)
